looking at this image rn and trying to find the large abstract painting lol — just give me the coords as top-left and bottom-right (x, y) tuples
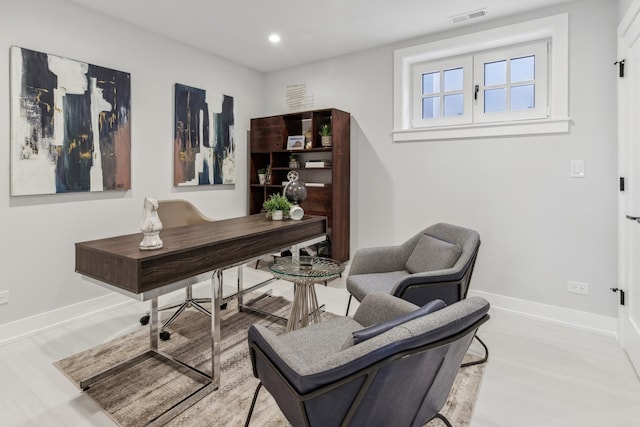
(174, 83), (235, 186)
(10, 46), (131, 196)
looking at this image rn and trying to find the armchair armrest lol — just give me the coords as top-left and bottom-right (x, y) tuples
(348, 245), (409, 276)
(352, 293), (418, 327)
(391, 267), (466, 306)
(248, 324), (307, 391)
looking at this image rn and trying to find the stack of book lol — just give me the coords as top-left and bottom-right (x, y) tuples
(305, 160), (332, 168)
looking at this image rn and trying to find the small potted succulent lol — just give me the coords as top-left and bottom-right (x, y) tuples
(257, 168), (267, 185)
(289, 154), (300, 168)
(319, 123), (332, 147)
(262, 193), (291, 220)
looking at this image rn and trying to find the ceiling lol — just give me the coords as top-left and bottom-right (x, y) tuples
(66, 0), (573, 73)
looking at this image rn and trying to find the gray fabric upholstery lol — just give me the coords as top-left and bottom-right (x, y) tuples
(346, 223), (481, 306)
(347, 270), (410, 302)
(341, 293), (419, 350)
(348, 245), (409, 276)
(252, 316), (362, 371)
(250, 296), (488, 378)
(405, 234), (462, 274)
(352, 298), (446, 345)
(352, 292), (419, 327)
(247, 295), (490, 427)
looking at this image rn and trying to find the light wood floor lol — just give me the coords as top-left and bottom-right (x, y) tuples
(1, 264), (639, 426)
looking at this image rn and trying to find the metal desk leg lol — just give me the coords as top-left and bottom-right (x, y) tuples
(150, 297), (159, 350)
(211, 269), (222, 389)
(237, 265), (244, 311)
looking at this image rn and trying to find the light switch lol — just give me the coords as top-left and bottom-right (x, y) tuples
(570, 160), (585, 178)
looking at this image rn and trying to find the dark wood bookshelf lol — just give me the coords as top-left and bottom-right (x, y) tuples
(248, 108), (350, 262)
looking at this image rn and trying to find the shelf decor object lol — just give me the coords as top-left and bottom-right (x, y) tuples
(10, 46), (131, 196)
(286, 135), (305, 150)
(283, 171), (307, 221)
(248, 108), (350, 262)
(319, 123), (332, 147)
(174, 83), (235, 186)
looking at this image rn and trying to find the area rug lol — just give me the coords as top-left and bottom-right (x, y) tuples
(55, 297), (486, 426)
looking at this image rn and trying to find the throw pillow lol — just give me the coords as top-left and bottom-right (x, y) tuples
(405, 234), (462, 274)
(352, 299), (446, 345)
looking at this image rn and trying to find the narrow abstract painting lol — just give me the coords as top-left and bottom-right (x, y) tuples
(174, 83), (235, 186)
(10, 46), (131, 196)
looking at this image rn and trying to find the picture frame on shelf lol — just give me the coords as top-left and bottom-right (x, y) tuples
(286, 135), (305, 150)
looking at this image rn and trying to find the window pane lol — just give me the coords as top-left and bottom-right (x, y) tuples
(485, 60), (506, 86)
(444, 94), (463, 116)
(511, 85), (535, 110)
(422, 96), (441, 119)
(511, 56), (535, 83)
(444, 68), (463, 91)
(422, 72), (440, 95)
(485, 88), (506, 113)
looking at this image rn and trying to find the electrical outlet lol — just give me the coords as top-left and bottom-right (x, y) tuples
(568, 281), (588, 295)
(0, 290), (8, 305)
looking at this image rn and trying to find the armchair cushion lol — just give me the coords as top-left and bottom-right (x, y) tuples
(405, 234), (462, 274)
(352, 298), (446, 345)
(347, 270), (410, 302)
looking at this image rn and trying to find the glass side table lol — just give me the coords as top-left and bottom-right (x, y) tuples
(269, 256), (344, 332)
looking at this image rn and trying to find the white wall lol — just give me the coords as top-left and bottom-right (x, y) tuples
(620, 0), (635, 20)
(264, 0), (619, 318)
(0, 0), (263, 327)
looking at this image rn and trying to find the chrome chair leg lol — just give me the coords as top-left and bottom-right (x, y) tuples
(139, 270), (231, 340)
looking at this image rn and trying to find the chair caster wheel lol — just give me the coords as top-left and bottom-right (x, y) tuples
(159, 331), (171, 341)
(221, 303), (228, 310)
(140, 315), (150, 325)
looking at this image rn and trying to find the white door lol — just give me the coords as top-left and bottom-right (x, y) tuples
(618, 1), (640, 376)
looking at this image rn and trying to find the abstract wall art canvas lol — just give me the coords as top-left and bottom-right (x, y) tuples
(10, 46), (131, 196)
(174, 83), (235, 186)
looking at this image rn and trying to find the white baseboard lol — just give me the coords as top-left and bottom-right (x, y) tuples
(0, 286), (619, 345)
(468, 289), (618, 337)
(0, 293), (134, 345)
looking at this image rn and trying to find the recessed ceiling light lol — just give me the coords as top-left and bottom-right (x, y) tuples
(268, 34), (281, 43)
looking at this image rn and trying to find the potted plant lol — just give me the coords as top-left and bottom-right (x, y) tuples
(257, 168), (267, 185)
(289, 154), (300, 168)
(319, 123), (332, 147)
(263, 193), (291, 220)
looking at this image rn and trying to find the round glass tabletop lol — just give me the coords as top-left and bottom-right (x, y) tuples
(268, 256), (344, 281)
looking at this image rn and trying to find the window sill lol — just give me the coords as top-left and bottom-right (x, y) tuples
(392, 117), (570, 142)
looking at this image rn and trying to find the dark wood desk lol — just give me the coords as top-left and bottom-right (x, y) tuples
(75, 214), (327, 426)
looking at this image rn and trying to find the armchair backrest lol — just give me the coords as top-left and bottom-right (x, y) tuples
(248, 297), (490, 427)
(398, 223), (481, 305)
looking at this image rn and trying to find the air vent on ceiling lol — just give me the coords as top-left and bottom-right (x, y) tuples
(448, 9), (487, 24)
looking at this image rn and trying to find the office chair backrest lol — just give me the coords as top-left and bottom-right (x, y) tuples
(156, 199), (212, 228)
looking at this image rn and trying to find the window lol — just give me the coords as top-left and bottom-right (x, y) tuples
(393, 14), (569, 141)
(473, 41), (548, 122)
(412, 57), (472, 127)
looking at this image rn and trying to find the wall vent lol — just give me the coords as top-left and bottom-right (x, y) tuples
(448, 9), (487, 24)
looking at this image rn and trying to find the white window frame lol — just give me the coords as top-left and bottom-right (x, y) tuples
(412, 57), (473, 127)
(393, 13), (569, 142)
(474, 40), (549, 123)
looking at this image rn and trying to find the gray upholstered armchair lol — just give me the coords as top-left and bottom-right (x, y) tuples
(346, 223), (486, 366)
(347, 223), (480, 310)
(245, 293), (490, 427)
